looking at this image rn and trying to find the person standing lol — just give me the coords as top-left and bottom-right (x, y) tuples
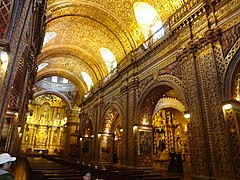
(0, 153), (16, 180)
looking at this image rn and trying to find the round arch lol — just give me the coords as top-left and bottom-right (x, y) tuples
(223, 40), (240, 100)
(102, 101), (123, 120)
(82, 117), (94, 137)
(152, 97), (185, 119)
(36, 68), (87, 96)
(38, 45), (107, 80)
(100, 102), (123, 133)
(138, 75), (188, 111)
(137, 75), (188, 124)
(34, 90), (72, 110)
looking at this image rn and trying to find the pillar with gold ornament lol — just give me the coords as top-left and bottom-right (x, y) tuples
(64, 106), (81, 157)
(222, 100), (240, 179)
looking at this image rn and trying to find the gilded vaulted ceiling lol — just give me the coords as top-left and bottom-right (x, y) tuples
(36, 0), (184, 102)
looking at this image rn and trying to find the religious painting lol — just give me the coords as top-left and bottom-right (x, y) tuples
(99, 133), (114, 162)
(34, 127), (48, 148)
(100, 134), (112, 153)
(138, 128), (152, 155)
(153, 127), (166, 154)
(82, 139), (90, 153)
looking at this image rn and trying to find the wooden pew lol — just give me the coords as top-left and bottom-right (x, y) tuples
(143, 176), (180, 180)
(128, 173), (163, 180)
(27, 157), (77, 180)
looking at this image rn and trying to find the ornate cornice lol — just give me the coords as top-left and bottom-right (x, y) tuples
(177, 28), (221, 62)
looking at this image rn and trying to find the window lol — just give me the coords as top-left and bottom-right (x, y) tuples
(51, 76), (58, 83)
(100, 48), (117, 73)
(133, 2), (163, 40)
(43, 32), (57, 46)
(81, 72), (94, 91)
(37, 63), (48, 72)
(62, 78), (68, 84)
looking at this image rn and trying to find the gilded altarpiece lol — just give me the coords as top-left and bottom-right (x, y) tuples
(21, 95), (67, 155)
(152, 109), (189, 161)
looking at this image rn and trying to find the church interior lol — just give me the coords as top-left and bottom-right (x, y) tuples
(0, 0), (240, 179)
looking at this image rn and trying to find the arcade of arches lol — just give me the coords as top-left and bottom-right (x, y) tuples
(0, 0), (240, 179)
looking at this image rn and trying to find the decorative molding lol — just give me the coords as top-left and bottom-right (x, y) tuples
(221, 23), (240, 57)
(152, 97), (185, 118)
(180, 54), (208, 176)
(196, 47), (233, 177)
(0, 0), (11, 38)
(177, 28), (221, 62)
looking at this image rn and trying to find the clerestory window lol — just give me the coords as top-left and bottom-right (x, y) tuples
(133, 2), (164, 41)
(43, 32), (57, 46)
(81, 71), (94, 91)
(100, 48), (117, 73)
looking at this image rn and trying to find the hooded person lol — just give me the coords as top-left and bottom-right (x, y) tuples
(0, 153), (16, 180)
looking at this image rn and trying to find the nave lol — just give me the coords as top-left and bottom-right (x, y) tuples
(0, 0), (240, 179)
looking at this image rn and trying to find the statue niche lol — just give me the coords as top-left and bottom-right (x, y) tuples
(39, 102), (51, 125)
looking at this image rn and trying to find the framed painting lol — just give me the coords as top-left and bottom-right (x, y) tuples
(82, 139), (90, 153)
(138, 127), (152, 155)
(99, 133), (114, 162)
(100, 133), (113, 153)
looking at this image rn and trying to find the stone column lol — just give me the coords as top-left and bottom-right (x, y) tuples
(222, 100), (240, 179)
(180, 51), (210, 177)
(64, 107), (80, 157)
(126, 77), (138, 167)
(120, 79), (128, 167)
(92, 96), (103, 164)
(179, 30), (234, 178)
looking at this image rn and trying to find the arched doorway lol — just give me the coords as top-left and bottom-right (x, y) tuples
(222, 46), (240, 177)
(99, 106), (122, 164)
(138, 84), (190, 172)
(113, 123), (122, 164)
(152, 107), (190, 172)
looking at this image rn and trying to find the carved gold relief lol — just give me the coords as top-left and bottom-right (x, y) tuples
(235, 74), (240, 101)
(0, 0), (11, 38)
(152, 108), (189, 161)
(102, 108), (119, 133)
